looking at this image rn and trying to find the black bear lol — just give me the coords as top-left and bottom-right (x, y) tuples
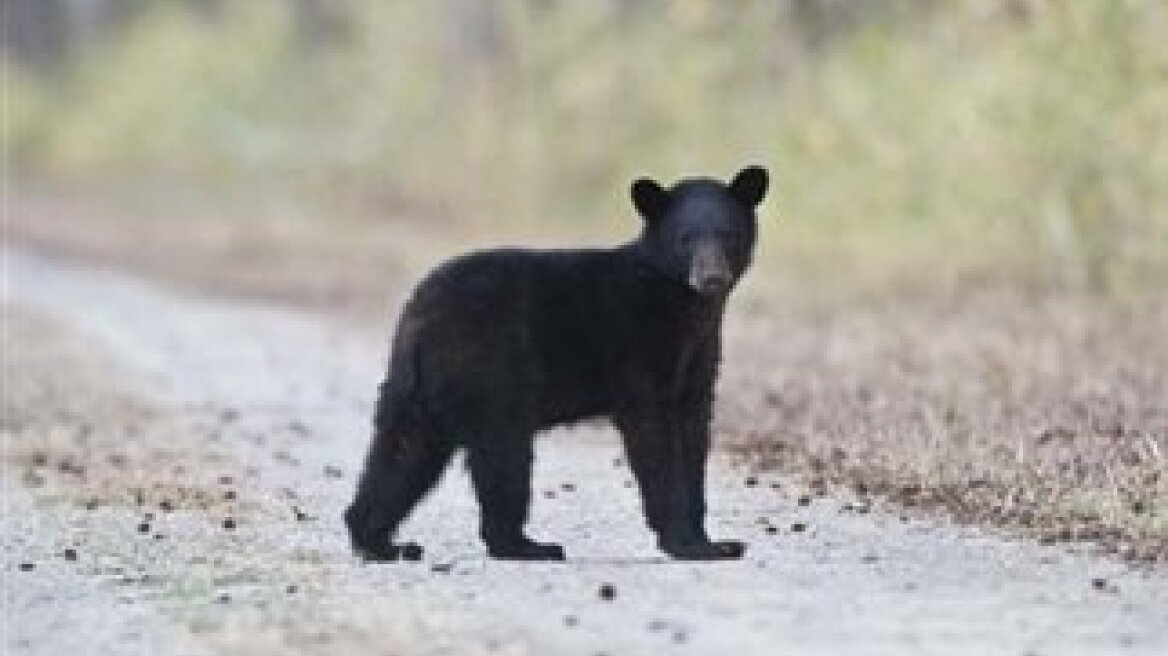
(345, 165), (770, 561)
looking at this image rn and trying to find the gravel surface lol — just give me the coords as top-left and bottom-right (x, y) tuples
(4, 249), (1167, 655)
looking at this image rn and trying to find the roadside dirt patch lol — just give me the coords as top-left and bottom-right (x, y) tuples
(2, 303), (430, 656)
(2, 305), (260, 518)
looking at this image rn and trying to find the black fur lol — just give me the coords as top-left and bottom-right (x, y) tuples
(345, 166), (770, 561)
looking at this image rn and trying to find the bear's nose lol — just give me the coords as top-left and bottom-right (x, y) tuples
(694, 273), (730, 295)
(688, 241), (732, 296)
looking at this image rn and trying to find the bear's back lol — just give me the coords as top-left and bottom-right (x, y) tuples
(404, 246), (636, 323)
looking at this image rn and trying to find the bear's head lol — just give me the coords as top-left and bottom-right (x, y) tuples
(630, 166), (769, 297)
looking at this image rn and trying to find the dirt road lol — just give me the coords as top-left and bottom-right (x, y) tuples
(4, 249), (1167, 655)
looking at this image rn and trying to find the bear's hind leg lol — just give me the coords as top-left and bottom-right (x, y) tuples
(468, 439), (565, 561)
(345, 432), (453, 562)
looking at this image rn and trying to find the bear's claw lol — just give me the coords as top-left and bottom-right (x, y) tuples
(661, 538), (746, 561)
(487, 538), (566, 561)
(355, 541), (424, 563)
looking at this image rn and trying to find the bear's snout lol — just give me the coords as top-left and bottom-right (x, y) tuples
(688, 240), (731, 296)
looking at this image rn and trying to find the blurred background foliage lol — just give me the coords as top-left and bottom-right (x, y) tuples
(3, 0), (1166, 296)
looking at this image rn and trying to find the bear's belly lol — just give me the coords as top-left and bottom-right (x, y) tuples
(535, 375), (610, 428)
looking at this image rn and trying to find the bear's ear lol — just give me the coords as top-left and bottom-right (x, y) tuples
(631, 177), (669, 221)
(729, 165), (768, 207)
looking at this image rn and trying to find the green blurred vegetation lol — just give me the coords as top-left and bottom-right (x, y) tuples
(5, 0), (1167, 294)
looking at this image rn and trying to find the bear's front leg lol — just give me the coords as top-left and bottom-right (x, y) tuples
(615, 403), (745, 561)
(663, 398), (745, 561)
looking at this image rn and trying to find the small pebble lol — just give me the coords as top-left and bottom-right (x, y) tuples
(791, 522), (807, 533)
(159, 500), (174, 513)
(598, 583), (617, 601)
(431, 563), (453, 574)
(137, 523), (151, 534)
(223, 490), (236, 501)
(797, 495), (811, 507)
(560, 483), (576, 492)
(1091, 577), (1116, 592)
(222, 518), (236, 530)
(765, 525), (778, 535)
(18, 562), (35, 572)
(285, 584), (298, 594)
(744, 476), (758, 488)
(62, 548), (78, 561)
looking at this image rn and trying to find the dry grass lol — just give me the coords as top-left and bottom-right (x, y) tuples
(721, 291), (1168, 563)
